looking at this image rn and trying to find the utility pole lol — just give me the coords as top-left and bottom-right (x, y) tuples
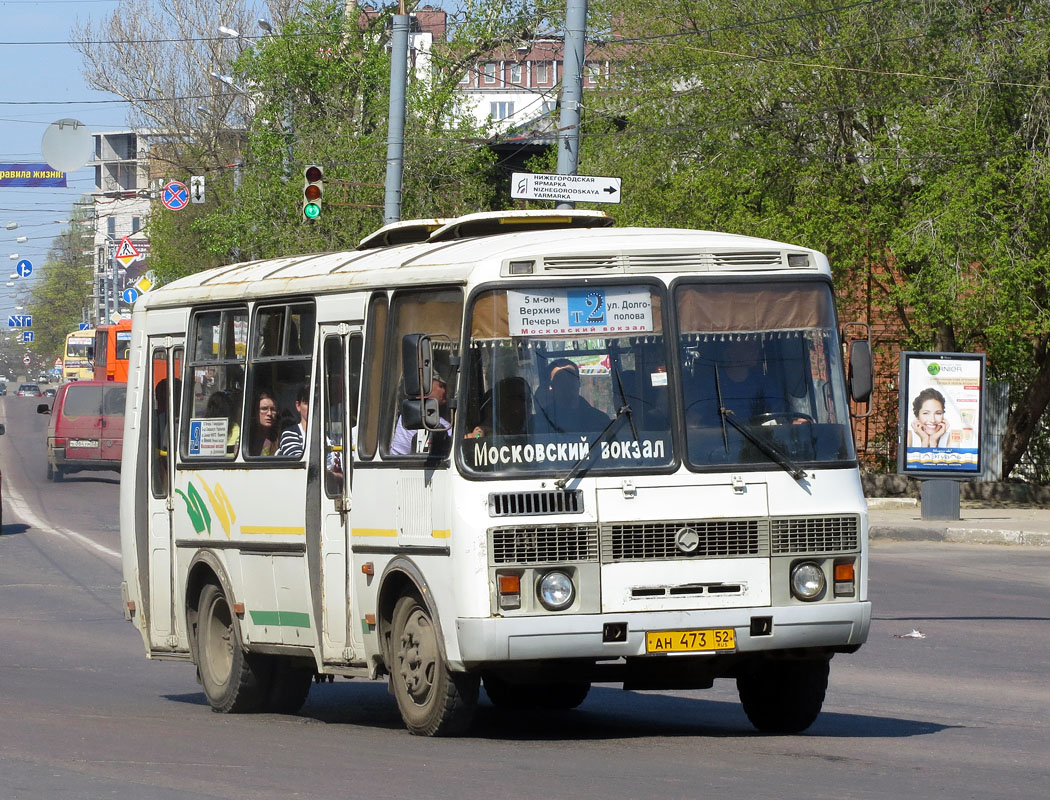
(556, 0), (588, 210)
(384, 1), (410, 224)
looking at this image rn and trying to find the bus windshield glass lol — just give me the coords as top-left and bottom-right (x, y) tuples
(65, 334), (93, 360)
(677, 280), (856, 470)
(460, 284), (673, 476)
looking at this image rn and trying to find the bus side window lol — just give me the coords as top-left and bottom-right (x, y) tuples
(247, 301), (314, 459)
(358, 294), (388, 460)
(382, 287), (463, 458)
(183, 308), (247, 460)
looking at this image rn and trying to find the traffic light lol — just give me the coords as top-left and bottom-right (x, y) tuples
(302, 164), (323, 220)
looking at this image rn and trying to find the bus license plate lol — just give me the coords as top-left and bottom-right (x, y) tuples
(69, 439), (99, 448)
(646, 628), (736, 653)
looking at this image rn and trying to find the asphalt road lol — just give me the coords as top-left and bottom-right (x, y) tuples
(2, 395), (1049, 799)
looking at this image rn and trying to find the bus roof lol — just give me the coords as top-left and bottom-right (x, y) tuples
(138, 210), (826, 310)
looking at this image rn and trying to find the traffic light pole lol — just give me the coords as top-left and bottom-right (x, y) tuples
(384, 2), (410, 224)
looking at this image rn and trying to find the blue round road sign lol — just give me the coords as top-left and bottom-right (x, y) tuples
(16, 259), (32, 278)
(162, 180), (189, 211)
(122, 287), (139, 304)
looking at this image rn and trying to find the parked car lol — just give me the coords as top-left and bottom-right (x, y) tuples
(42, 387), (56, 398)
(0, 382), (6, 396)
(17, 383), (42, 397)
(37, 381), (126, 480)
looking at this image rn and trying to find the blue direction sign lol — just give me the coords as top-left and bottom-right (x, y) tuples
(122, 287), (139, 304)
(7, 314), (31, 327)
(19, 330), (34, 343)
(162, 180), (189, 211)
(79, 322), (90, 330)
(15, 259), (32, 278)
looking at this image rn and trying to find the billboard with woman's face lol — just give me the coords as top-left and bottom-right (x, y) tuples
(898, 352), (985, 477)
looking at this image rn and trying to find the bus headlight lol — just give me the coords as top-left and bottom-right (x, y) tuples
(537, 571), (575, 611)
(790, 562), (826, 601)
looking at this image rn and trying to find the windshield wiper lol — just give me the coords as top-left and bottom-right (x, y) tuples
(554, 402), (633, 489)
(718, 406), (807, 481)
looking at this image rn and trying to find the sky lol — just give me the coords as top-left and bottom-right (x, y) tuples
(0, 0), (127, 325)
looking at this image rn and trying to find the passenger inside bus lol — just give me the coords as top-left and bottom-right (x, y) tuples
(205, 390), (240, 455)
(466, 376), (533, 439)
(277, 385), (309, 458)
(249, 390), (280, 456)
(534, 358), (610, 435)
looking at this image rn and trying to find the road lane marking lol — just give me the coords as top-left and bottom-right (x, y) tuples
(4, 487), (120, 561)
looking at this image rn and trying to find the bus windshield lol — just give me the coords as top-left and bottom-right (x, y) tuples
(65, 334), (93, 360)
(677, 280), (856, 470)
(460, 284), (674, 476)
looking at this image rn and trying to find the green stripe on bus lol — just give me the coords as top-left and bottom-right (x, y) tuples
(248, 610), (311, 628)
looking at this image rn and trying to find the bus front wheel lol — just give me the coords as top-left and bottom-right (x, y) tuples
(390, 594), (478, 736)
(196, 582), (268, 713)
(737, 657), (829, 734)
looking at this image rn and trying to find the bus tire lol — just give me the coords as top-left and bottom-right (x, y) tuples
(390, 594), (478, 736)
(737, 657), (829, 734)
(197, 582), (269, 713)
(262, 658), (313, 714)
(484, 675), (590, 710)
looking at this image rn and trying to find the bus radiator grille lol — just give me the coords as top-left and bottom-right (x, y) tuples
(489, 524), (599, 565)
(770, 515), (860, 554)
(488, 490), (584, 517)
(601, 518), (767, 562)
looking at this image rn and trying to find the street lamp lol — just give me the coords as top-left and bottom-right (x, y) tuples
(15, 236), (27, 243)
(218, 25), (240, 38)
(4, 222), (16, 230)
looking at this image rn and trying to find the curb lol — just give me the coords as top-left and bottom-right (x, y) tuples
(870, 525), (1050, 547)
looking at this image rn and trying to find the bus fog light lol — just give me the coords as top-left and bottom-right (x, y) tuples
(537, 571), (575, 611)
(790, 562), (826, 601)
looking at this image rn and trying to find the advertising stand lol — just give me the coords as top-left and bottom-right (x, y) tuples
(897, 352), (986, 520)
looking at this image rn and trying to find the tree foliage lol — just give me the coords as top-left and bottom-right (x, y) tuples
(26, 229), (94, 363)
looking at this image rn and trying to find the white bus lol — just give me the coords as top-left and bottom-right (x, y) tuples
(119, 210), (874, 736)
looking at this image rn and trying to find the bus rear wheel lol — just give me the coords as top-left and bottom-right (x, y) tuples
(390, 594), (478, 736)
(196, 582), (268, 713)
(737, 657), (829, 734)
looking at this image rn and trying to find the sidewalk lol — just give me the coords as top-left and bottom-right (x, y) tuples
(867, 498), (1050, 546)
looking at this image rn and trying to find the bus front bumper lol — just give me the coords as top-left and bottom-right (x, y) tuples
(455, 601), (871, 665)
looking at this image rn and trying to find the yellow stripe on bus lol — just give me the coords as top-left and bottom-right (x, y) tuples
(239, 526), (307, 536)
(432, 529), (451, 539)
(351, 528), (398, 538)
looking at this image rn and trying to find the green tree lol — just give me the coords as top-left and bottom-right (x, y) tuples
(27, 227), (94, 363)
(146, 1), (564, 282)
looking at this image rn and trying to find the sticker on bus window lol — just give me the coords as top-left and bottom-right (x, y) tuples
(188, 418), (229, 457)
(507, 287), (653, 336)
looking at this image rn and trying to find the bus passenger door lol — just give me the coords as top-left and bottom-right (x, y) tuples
(146, 340), (184, 649)
(319, 325), (363, 662)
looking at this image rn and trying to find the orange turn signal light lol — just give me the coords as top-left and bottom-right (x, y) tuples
(498, 574), (521, 595)
(834, 563), (855, 582)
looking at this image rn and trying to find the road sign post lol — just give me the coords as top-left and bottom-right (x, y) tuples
(511, 172), (622, 205)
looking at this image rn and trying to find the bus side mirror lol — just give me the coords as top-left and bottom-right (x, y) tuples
(0, 423), (4, 435)
(402, 334), (433, 398)
(36, 403), (51, 415)
(848, 340), (873, 404)
(400, 396), (440, 431)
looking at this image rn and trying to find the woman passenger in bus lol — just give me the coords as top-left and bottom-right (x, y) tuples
(249, 389), (280, 456)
